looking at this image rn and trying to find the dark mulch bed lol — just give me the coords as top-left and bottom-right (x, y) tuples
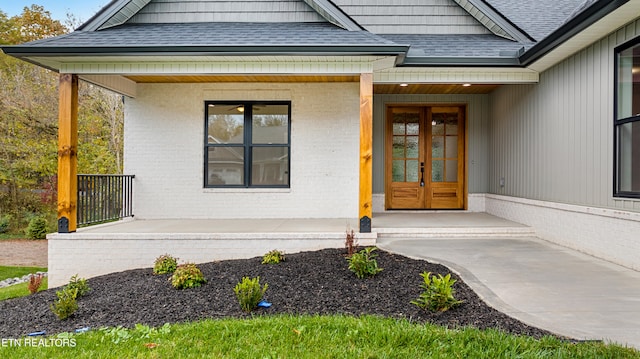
(0, 248), (557, 339)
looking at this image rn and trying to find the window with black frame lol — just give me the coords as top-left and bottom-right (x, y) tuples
(205, 102), (290, 188)
(615, 39), (640, 198)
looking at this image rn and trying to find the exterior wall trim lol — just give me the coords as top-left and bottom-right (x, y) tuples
(484, 193), (640, 271)
(486, 194), (640, 222)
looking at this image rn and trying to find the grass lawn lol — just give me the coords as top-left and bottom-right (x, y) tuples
(0, 266), (47, 281)
(0, 266), (48, 301)
(0, 278), (48, 301)
(0, 315), (637, 358)
(0, 233), (27, 240)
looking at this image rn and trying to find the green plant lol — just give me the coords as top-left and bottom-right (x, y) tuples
(0, 215), (11, 234)
(262, 249), (285, 264)
(99, 323), (171, 344)
(25, 216), (47, 240)
(67, 274), (90, 297)
(154, 254), (178, 274)
(171, 263), (206, 289)
(347, 247), (383, 279)
(27, 273), (44, 294)
(50, 286), (78, 320)
(411, 272), (463, 312)
(234, 276), (268, 312)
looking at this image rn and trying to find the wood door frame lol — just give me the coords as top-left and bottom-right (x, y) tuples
(384, 103), (468, 210)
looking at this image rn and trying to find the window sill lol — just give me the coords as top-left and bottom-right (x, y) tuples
(203, 188), (291, 194)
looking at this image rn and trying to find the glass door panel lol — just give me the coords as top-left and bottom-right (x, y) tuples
(391, 111), (420, 183)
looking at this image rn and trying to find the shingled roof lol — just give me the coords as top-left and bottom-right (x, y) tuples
(17, 22), (403, 54)
(0, 0), (633, 69)
(484, 0), (586, 41)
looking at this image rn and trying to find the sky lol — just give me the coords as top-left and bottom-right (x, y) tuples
(1, 0), (112, 23)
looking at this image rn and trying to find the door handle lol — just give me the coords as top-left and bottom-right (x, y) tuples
(420, 162), (425, 187)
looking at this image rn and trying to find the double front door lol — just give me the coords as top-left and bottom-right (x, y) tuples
(385, 105), (465, 209)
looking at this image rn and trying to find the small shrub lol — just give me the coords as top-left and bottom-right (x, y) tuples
(154, 254), (178, 274)
(234, 276), (268, 312)
(67, 274), (90, 297)
(171, 263), (206, 289)
(28, 273), (44, 294)
(348, 247), (383, 279)
(411, 272), (463, 312)
(25, 216), (48, 240)
(345, 229), (358, 257)
(262, 250), (285, 264)
(0, 214), (11, 233)
(50, 287), (78, 320)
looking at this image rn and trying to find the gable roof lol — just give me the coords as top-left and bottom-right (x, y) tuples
(0, 0), (636, 72)
(484, 0), (585, 42)
(79, 0), (362, 32)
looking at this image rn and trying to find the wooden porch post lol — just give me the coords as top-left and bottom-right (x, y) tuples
(57, 74), (79, 233)
(359, 72), (373, 233)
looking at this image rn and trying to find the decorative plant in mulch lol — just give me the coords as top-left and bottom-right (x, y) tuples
(153, 254), (178, 274)
(262, 250), (285, 264)
(345, 229), (358, 257)
(347, 247), (383, 279)
(170, 263), (206, 289)
(234, 276), (268, 312)
(411, 272), (463, 312)
(50, 275), (90, 320)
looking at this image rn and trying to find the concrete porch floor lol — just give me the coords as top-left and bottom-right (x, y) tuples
(74, 212), (527, 234)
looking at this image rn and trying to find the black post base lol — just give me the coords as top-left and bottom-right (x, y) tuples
(359, 216), (371, 233)
(57, 217), (70, 233)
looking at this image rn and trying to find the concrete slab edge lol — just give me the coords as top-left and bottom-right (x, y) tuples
(377, 241), (599, 342)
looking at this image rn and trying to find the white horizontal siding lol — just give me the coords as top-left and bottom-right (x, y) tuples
(128, 0), (326, 23)
(375, 68), (539, 84)
(373, 94), (490, 194)
(333, 0), (490, 34)
(59, 59), (375, 74)
(488, 17), (640, 213)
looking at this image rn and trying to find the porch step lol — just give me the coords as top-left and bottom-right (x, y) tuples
(374, 226), (536, 239)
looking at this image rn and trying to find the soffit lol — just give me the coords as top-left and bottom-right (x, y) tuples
(374, 84), (499, 95)
(22, 55), (391, 75)
(124, 74), (498, 94)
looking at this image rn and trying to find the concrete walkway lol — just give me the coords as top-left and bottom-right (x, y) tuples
(378, 236), (640, 349)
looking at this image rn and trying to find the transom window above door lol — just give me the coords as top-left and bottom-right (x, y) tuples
(204, 102), (291, 188)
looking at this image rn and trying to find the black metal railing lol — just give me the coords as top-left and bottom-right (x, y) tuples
(77, 174), (135, 227)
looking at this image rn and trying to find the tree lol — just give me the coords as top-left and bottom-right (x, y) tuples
(0, 5), (65, 44)
(0, 7), (124, 232)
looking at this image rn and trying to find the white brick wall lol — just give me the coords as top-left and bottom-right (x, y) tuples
(125, 83), (360, 219)
(484, 194), (640, 271)
(47, 233), (376, 288)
